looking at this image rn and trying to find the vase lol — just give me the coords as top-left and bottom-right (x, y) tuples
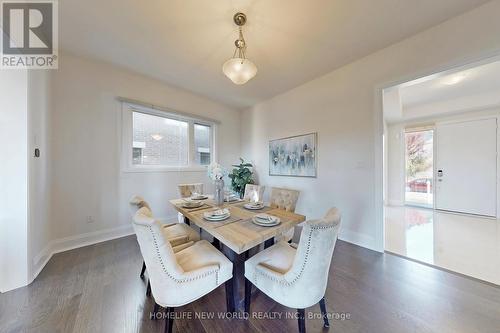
(214, 179), (224, 206)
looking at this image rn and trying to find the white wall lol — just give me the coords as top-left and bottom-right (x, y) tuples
(49, 52), (241, 244)
(27, 70), (53, 279)
(0, 70), (29, 292)
(241, 0), (500, 251)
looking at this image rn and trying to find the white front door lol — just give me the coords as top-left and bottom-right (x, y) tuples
(435, 118), (497, 217)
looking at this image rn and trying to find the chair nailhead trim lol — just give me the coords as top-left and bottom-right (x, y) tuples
(254, 224), (337, 286)
(148, 226), (219, 285)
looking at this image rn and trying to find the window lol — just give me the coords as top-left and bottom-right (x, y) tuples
(405, 129), (433, 208)
(122, 103), (216, 171)
(132, 147), (143, 164)
(194, 123), (212, 166)
(132, 112), (188, 166)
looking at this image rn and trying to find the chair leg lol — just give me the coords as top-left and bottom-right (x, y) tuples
(140, 260), (146, 278)
(319, 297), (329, 328)
(297, 308), (306, 333)
(224, 278), (235, 313)
(146, 279), (151, 296)
(244, 278), (252, 315)
(164, 307), (175, 333)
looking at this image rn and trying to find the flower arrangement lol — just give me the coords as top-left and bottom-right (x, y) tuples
(207, 163), (226, 181)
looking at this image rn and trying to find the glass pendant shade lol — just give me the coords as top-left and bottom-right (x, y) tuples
(222, 57), (257, 85)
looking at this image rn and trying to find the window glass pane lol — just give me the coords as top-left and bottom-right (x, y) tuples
(194, 123), (211, 165)
(132, 111), (188, 166)
(405, 130), (433, 208)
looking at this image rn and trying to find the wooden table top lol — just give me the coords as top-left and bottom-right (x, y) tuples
(170, 198), (306, 254)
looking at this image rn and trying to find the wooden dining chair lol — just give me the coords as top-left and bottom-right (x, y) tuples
(270, 187), (300, 242)
(177, 183), (204, 198)
(132, 207), (233, 333)
(244, 207), (341, 333)
(130, 195), (200, 289)
(243, 184), (266, 201)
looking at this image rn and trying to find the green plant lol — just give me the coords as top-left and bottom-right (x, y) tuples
(228, 158), (254, 198)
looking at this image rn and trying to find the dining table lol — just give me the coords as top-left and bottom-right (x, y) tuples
(169, 196), (306, 313)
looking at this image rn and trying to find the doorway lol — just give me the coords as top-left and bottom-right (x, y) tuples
(404, 129), (433, 208)
(381, 57), (500, 285)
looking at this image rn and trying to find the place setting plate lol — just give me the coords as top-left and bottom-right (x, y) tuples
(180, 199), (204, 209)
(243, 201), (265, 210)
(203, 208), (230, 221)
(252, 213), (281, 227)
(190, 194), (209, 200)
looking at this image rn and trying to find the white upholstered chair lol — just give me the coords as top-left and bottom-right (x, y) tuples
(243, 184), (266, 202)
(270, 187), (300, 242)
(177, 183), (204, 198)
(133, 207), (233, 333)
(129, 196), (200, 281)
(244, 208), (341, 333)
(269, 187), (300, 211)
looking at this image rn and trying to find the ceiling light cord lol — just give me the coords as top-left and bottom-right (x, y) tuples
(236, 27), (247, 62)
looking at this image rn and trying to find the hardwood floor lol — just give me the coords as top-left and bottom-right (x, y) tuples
(1, 236), (499, 333)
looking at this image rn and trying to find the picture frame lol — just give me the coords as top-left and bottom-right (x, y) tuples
(269, 132), (317, 177)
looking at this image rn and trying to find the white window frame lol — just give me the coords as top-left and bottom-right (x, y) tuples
(121, 103), (218, 172)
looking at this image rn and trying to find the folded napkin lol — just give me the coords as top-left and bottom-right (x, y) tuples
(255, 213), (277, 222)
(206, 208), (229, 217)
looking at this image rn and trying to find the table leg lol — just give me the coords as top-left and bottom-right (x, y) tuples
(264, 237), (275, 249)
(184, 216), (190, 226)
(221, 245), (246, 313)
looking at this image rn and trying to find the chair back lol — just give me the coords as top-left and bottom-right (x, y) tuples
(243, 184), (266, 202)
(270, 187), (300, 212)
(288, 208), (341, 307)
(177, 183), (204, 198)
(129, 195), (151, 210)
(132, 207), (185, 304)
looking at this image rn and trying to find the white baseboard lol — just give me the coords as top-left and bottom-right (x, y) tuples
(50, 224), (134, 255)
(339, 229), (378, 252)
(30, 224), (134, 284)
(28, 219), (379, 287)
(31, 243), (53, 284)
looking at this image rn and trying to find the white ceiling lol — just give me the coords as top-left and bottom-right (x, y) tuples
(384, 59), (500, 123)
(60, 0), (491, 109)
(400, 60), (500, 109)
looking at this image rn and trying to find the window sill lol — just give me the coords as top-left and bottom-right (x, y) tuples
(122, 166), (208, 173)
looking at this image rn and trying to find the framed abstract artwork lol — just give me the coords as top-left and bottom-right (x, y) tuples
(269, 132), (317, 177)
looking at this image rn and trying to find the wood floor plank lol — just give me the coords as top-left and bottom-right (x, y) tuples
(1, 236), (499, 333)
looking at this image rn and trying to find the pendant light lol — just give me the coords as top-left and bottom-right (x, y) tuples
(222, 12), (257, 85)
